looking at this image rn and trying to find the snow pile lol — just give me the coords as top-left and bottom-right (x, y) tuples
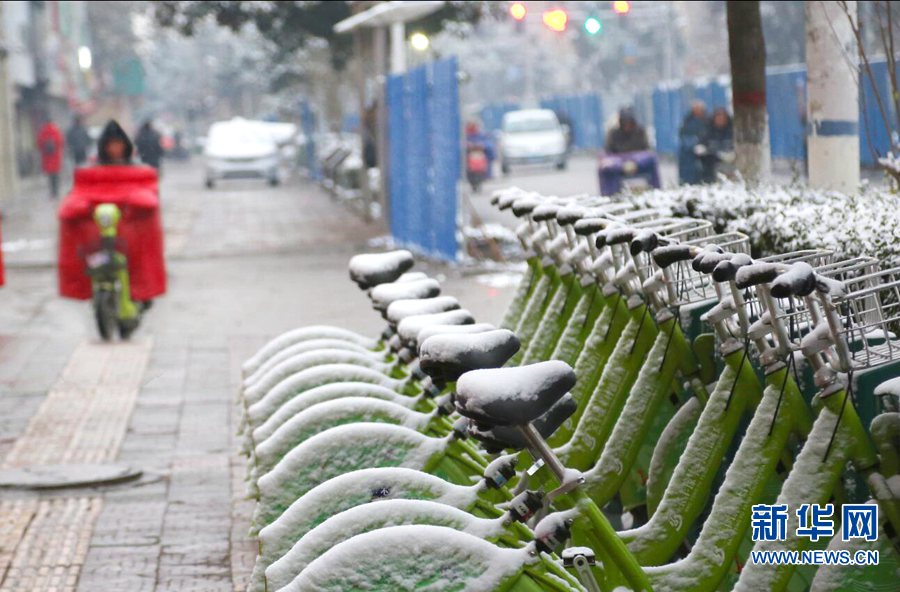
(628, 180), (900, 266)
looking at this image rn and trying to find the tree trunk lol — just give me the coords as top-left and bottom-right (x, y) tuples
(726, 1), (771, 184)
(806, 1), (860, 192)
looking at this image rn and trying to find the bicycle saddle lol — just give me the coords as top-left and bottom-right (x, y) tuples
(416, 322), (495, 344)
(397, 310), (475, 347)
(370, 278), (441, 311)
(455, 360), (577, 427)
(386, 296), (460, 326)
(418, 329), (520, 383)
(349, 250), (414, 289)
(469, 393), (577, 451)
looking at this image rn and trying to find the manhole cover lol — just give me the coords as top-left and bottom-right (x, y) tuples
(0, 464), (142, 490)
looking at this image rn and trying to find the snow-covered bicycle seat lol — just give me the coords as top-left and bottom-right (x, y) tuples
(396, 310), (474, 348)
(348, 250), (414, 290)
(416, 322), (495, 344)
(370, 278), (441, 311)
(469, 393), (577, 451)
(385, 296), (460, 326)
(455, 360), (577, 427)
(418, 329), (520, 383)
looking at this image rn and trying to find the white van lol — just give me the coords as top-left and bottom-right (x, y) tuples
(499, 109), (568, 174)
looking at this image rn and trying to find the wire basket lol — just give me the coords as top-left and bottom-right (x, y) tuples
(830, 265), (900, 369)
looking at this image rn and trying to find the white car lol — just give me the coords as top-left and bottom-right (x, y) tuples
(204, 119), (283, 188)
(499, 109), (568, 174)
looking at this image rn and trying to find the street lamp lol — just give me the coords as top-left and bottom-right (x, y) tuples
(78, 46), (92, 71)
(410, 32), (430, 52)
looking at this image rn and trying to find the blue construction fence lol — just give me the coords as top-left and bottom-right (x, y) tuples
(478, 92), (606, 149)
(386, 57), (460, 261)
(650, 60), (898, 166)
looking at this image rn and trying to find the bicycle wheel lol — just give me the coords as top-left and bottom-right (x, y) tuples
(118, 317), (139, 340)
(93, 289), (117, 341)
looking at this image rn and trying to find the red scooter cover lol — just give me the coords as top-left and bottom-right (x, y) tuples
(58, 165), (166, 300)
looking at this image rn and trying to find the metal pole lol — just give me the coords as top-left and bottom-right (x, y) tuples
(375, 26), (390, 223)
(0, 2), (18, 203)
(390, 21), (406, 75)
(354, 29), (373, 220)
(806, 0), (860, 191)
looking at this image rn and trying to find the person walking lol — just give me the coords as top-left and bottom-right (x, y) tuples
(135, 119), (164, 171)
(65, 115), (91, 167)
(677, 100), (709, 185)
(37, 116), (64, 198)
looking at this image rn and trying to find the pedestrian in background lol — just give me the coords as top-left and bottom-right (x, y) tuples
(677, 100), (709, 185)
(65, 115), (91, 167)
(135, 120), (164, 172)
(700, 107), (734, 183)
(37, 116), (64, 198)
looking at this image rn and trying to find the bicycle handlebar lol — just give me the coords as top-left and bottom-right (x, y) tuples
(598, 227), (635, 248)
(651, 244), (694, 268)
(511, 198), (540, 217)
(629, 230), (659, 256)
(573, 218), (610, 236)
(769, 262), (817, 298)
(734, 262), (781, 289)
(711, 253), (753, 282)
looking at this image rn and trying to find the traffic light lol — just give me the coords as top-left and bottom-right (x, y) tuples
(612, 0), (631, 15)
(584, 16), (602, 35)
(510, 2), (527, 21)
(542, 8), (568, 32)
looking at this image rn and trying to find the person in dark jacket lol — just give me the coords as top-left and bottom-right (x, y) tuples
(605, 107), (650, 154)
(678, 100), (709, 185)
(97, 120), (135, 165)
(135, 120), (164, 170)
(65, 115), (91, 166)
(700, 107), (734, 183)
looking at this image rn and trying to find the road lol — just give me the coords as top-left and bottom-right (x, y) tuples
(465, 153), (677, 232)
(0, 162), (518, 591)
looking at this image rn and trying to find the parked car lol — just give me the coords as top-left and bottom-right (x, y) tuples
(499, 109), (568, 174)
(203, 118), (283, 188)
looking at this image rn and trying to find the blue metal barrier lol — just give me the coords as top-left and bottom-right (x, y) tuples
(386, 57), (460, 261)
(648, 59), (896, 164)
(540, 93), (605, 149)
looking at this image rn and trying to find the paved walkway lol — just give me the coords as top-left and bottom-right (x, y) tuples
(0, 162), (517, 590)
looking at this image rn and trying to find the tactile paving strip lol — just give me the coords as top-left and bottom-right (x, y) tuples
(0, 340), (151, 590)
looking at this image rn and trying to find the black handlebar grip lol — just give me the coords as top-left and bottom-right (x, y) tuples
(769, 262), (817, 298)
(601, 227), (636, 247)
(651, 244), (694, 269)
(497, 193), (519, 210)
(734, 262), (781, 290)
(490, 194), (500, 206)
(630, 230), (659, 256)
(692, 251), (732, 273)
(574, 218), (608, 236)
(532, 203), (561, 222)
(711, 253), (753, 283)
(511, 198), (540, 217)
(556, 206), (585, 226)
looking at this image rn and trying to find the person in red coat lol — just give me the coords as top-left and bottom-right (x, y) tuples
(37, 117), (64, 198)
